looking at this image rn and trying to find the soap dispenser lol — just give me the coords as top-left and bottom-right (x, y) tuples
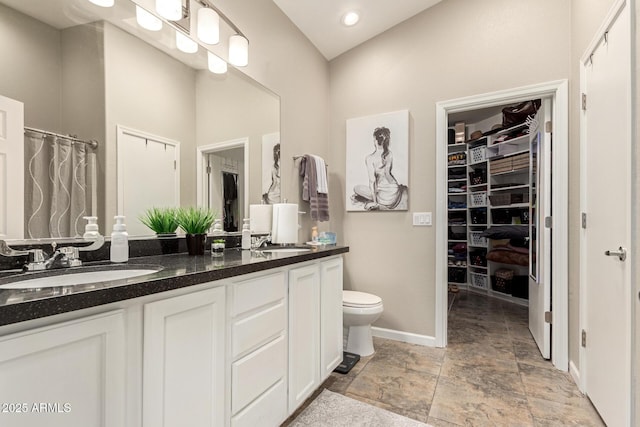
(241, 218), (251, 250)
(110, 215), (129, 263)
(212, 218), (224, 236)
(83, 216), (100, 240)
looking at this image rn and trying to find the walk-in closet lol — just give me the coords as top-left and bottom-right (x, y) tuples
(446, 100), (542, 309)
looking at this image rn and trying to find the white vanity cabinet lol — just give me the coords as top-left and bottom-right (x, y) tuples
(0, 310), (126, 427)
(288, 263), (321, 412)
(228, 271), (288, 427)
(142, 286), (226, 427)
(288, 257), (344, 413)
(0, 252), (346, 427)
(320, 257), (344, 379)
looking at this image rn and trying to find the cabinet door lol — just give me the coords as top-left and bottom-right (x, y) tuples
(288, 264), (320, 412)
(0, 310), (125, 427)
(320, 257), (344, 380)
(143, 286), (225, 427)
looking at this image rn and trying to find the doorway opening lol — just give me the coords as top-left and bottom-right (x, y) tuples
(435, 81), (568, 371)
(196, 138), (249, 230)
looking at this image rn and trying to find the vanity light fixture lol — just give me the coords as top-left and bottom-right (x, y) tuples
(197, 7), (219, 45)
(341, 11), (360, 27)
(88, 0), (114, 7)
(207, 51), (227, 74)
(176, 31), (198, 53)
(156, 0), (183, 21)
(228, 34), (249, 67)
(136, 5), (163, 31)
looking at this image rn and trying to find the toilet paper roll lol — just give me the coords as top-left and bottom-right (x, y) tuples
(271, 203), (298, 244)
(249, 204), (272, 234)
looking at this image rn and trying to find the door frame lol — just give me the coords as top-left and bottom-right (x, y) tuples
(196, 138), (249, 214)
(578, 0), (635, 412)
(435, 80), (569, 371)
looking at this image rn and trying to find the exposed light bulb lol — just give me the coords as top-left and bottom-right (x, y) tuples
(176, 31), (198, 54)
(197, 7), (220, 45)
(136, 6), (162, 31)
(208, 51), (227, 74)
(342, 11), (360, 26)
(88, 0), (115, 7)
(156, 0), (182, 21)
(228, 34), (248, 67)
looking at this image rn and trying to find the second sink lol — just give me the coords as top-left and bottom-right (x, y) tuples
(0, 267), (161, 289)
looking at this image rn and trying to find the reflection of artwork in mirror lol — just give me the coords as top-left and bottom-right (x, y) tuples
(346, 110), (409, 211)
(529, 132), (539, 281)
(261, 134), (281, 204)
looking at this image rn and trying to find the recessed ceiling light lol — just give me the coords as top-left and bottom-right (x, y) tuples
(341, 11), (360, 27)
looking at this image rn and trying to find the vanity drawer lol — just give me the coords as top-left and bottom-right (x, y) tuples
(232, 301), (286, 357)
(231, 379), (286, 427)
(232, 334), (286, 414)
(231, 271), (286, 316)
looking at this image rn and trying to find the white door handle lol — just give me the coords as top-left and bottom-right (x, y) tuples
(604, 246), (627, 261)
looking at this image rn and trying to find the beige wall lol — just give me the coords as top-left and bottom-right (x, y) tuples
(195, 70), (279, 207)
(210, 0), (331, 238)
(328, 0), (572, 338)
(0, 3), (61, 132)
(103, 22), (197, 224)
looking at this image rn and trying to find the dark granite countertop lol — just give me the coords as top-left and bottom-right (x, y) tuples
(0, 245), (348, 327)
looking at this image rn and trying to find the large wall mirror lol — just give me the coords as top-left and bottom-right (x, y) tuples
(0, 0), (280, 239)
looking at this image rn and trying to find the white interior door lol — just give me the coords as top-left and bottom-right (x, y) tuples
(117, 126), (180, 236)
(528, 99), (552, 359)
(581, 2), (631, 425)
(0, 95), (24, 239)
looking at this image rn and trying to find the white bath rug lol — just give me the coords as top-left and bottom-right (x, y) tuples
(288, 389), (432, 427)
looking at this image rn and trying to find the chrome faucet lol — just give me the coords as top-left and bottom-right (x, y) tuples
(0, 235), (105, 271)
(251, 234), (272, 249)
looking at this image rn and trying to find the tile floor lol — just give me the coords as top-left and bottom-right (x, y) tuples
(288, 291), (605, 426)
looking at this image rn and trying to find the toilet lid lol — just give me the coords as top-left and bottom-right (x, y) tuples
(343, 290), (382, 307)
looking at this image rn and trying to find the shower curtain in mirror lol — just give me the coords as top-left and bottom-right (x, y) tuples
(24, 130), (96, 238)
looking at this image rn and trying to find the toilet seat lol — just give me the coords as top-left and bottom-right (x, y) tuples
(343, 290), (382, 308)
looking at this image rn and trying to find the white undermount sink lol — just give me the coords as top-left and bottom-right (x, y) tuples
(258, 247), (311, 253)
(0, 268), (160, 290)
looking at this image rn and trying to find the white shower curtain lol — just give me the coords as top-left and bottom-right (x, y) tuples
(24, 130), (96, 238)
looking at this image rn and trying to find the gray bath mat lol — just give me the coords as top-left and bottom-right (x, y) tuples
(289, 389), (432, 427)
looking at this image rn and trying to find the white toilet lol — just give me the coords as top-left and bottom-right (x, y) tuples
(342, 290), (384, 356)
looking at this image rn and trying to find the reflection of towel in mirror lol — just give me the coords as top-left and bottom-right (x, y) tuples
(312, 155), (328, 194)
(300, 155), (330, 221)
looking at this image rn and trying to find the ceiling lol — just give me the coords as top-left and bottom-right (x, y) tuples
(272, 0), (442, 61)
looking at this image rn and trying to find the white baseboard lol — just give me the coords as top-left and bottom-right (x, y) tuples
(371, 326), (436, 347)
(569, 360), (584, 392)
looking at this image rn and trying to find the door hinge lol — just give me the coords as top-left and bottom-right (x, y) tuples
(174, 160), (177, 170)
(581, 212), (587, 229)
(582, 93), (587, 110)
(582, 329), (587, 347)
(544, 311), (552, 324)
(544, 216), (552, 229)
(206, 165), (212, 174)
(545, 121), (552, 133)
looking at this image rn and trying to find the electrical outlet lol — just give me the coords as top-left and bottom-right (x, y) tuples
(413, 212), (432, 226)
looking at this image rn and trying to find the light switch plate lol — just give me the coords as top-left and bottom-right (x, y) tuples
(413, 212), (432, 226)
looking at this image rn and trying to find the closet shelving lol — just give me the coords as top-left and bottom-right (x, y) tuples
(447, 142), (468, 287)
(466, 136), (489, 291)
(485, 124), (531, 304)
(445, 119), (533, 306)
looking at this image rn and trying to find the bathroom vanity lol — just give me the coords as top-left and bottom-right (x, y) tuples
(0, 246), (347, 427)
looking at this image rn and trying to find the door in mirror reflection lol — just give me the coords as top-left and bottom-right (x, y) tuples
(117, 126), (180, 236)
(205, 146), (245, 232)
